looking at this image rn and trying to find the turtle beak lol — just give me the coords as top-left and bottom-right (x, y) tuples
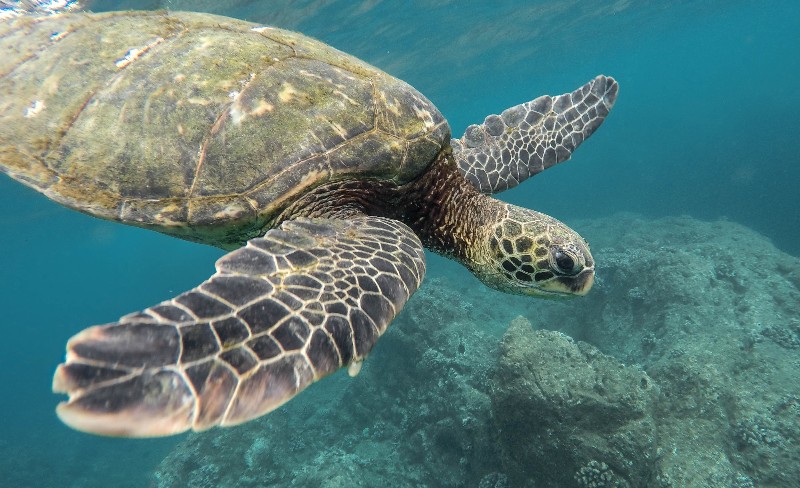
(534, 267), (595, 298)
(571, 268), (595, 296)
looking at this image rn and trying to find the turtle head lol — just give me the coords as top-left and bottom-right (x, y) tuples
(469, 204), (595, 298)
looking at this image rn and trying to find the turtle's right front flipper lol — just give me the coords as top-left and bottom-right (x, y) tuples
(52, 216), (425, 437)
(453, 75), (618, 194)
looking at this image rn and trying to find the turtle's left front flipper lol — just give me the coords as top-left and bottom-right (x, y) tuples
(52, 216), (425, 437)
(453, 75), (618, 194)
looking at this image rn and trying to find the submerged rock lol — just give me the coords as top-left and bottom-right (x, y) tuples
(491, 316), (658, 487)
(531, 215), (800, 487)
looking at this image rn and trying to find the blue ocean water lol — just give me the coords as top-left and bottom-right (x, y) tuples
(0, 1), (798, 486)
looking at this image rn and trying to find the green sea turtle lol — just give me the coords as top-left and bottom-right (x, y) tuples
(0, 10), (617, 437)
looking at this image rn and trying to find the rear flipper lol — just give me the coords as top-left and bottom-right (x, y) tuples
(453, 75), (618, 194)
(53, 216), (425, 437)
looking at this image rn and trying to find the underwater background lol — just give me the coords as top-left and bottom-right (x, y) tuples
(1, 1), (798, 487)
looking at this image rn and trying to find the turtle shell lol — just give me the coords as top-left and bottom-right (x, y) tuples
(0, 11), (448, 246)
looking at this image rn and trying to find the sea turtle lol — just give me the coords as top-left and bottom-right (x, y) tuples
(0, 10), (617, 437)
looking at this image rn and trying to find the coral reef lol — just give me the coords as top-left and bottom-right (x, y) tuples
(491, 317), (658, 487)
(151, 215), (800, 487)
(528, 215), (800, 486)
(574, 460), (624, 488)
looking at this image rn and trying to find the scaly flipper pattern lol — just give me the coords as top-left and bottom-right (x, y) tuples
(453, 75), (618, 194)
(53, 216), (425, 437)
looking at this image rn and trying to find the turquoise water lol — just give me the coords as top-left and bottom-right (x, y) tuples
(0, 1), (798, 487)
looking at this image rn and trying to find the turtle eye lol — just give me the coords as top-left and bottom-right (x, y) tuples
(552, 249), (579, 275)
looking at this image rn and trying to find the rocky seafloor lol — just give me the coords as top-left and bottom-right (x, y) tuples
(152, 214), (800, 488)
